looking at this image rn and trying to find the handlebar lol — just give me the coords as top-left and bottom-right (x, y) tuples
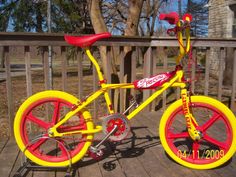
(159, 12), (192, 64)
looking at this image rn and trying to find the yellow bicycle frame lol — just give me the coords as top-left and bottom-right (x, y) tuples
(49, 17), (200, 141)
(176, 20), (191, 64)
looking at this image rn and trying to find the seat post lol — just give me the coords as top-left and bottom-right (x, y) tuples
(85, 48), (105, 84)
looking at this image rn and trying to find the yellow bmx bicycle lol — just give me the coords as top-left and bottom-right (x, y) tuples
(14, 12), (236, 170)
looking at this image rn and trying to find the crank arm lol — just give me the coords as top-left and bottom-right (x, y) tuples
(48, 125), (103, 137)
(95, 125), (118, 148)
(89, 125), (118, 155)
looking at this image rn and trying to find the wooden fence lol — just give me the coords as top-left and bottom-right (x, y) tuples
(0, 32), (236, 137)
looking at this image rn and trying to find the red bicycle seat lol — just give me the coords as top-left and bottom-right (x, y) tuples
(64, 32), (111, 48)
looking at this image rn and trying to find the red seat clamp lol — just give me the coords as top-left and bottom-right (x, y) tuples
(99, 79), (107, 85)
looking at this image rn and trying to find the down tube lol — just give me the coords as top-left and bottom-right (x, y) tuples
(127, 86), (171, 120)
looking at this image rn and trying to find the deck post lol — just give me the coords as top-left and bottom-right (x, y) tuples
(4, 46), (14, 137)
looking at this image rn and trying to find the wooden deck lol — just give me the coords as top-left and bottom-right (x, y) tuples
(1, 111), (236, 177)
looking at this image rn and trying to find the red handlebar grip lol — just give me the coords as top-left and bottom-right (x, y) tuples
(183, 14), (193, 22)
(159, 12), (179, 25)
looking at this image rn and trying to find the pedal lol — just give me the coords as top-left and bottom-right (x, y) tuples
(64, 172), (72, 177)
(88, 146), (104, 160)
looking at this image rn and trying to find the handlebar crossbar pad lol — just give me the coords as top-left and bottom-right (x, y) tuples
(159, 12), (179, 25)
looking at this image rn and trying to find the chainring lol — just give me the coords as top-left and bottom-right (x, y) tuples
(102, 113), (130, 141)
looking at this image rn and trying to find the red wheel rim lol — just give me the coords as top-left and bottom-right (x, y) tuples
(20, 98), (87, 163)
(165, 102), (233, 164)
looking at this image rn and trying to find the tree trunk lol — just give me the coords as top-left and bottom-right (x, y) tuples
(87, 0), (117, 78)
(87, 0), (120, 112)
(124, 0), (144, 37)
(35, 3), (43, 33)
(124, 0), (144, 78)
(223, 48), (233, 86)
(123, 0), (144, 107)
(87, 0), (143, 111)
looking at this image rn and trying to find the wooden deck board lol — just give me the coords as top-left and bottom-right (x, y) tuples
(97, 142), (126, 177)
(142, 114), (219, 177)
(78, 159), (102, 177)
(1, 112), (236, 177)
(0, 139), (20, 177)
(111, 134), (151, 177)
(135, 113), (200, 177)
(137, 111), (236, 177)
(130, 118), (181, 177)
(213, 156), (236, 177)
(32, 171), (56, 177)
(9, 153), (24, 177)
(0, 138), (8, 154)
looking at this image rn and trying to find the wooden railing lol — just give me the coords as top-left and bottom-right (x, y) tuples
(0, 32), (236, 136)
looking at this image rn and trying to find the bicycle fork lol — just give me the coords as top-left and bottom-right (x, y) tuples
(181, 89), (202, 140)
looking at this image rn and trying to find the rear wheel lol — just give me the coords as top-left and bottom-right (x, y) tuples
(14, 90), (94, 167)
(160, 96), (236, 169)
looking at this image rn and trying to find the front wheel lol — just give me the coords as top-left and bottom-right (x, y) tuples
(14, 90), (94, 167)
(159, 96), (236, 169)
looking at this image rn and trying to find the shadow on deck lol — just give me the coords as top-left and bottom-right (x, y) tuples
(1, 111), (236, 177)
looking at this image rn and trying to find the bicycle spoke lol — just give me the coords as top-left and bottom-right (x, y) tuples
(202, 114), (221, 131)
(52, 101), (60, 124)
(58, 141), (69, 157)
(203, 134), (227, 150)
(167, 131), (189, 139)
(27, 114), (50, 129)
(30, 137), (48, 151)
(178, 110), (184, 115)
(192, 141), (200, 160)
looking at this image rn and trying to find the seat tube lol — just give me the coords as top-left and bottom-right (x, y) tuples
(85, 48), (105, 82)
(104, 91), (114, 114)
(85, 48), (114, 114)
